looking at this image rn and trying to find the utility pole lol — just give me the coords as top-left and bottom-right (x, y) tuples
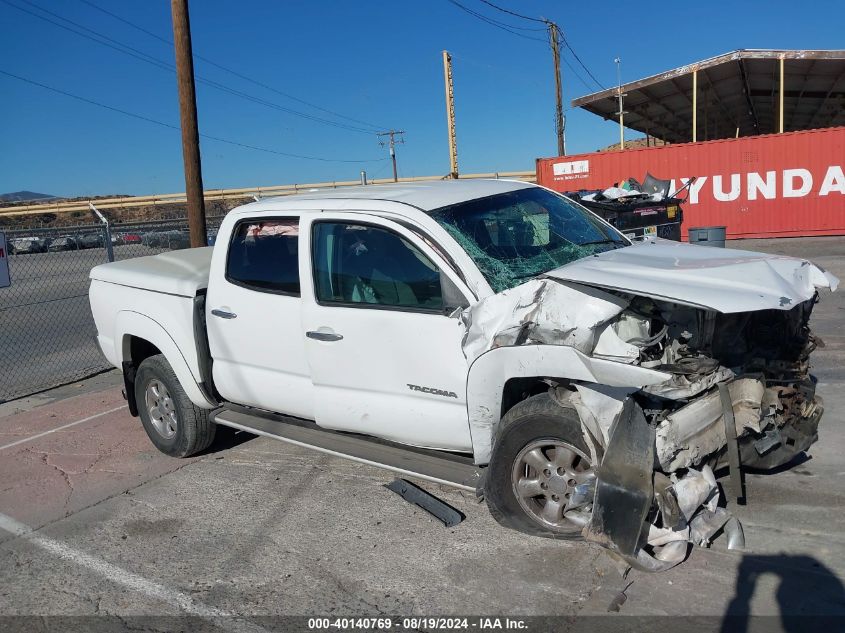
(547, 22), (565, 156)
(377, 130), (405, 183)
(442, 50), (459, 178)
(171, 0), (206, 247)
(614, 57), (626, 150)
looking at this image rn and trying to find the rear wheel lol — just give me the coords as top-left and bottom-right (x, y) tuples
(485, 392), (595, 539)
(134, 354), (215, 457)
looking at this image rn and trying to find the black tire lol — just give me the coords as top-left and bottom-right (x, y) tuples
(485, 392), (592, 539)
(134, 354), (215, 457)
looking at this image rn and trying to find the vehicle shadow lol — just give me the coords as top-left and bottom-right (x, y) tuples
(201, 425), (257, 454)
(713, 453), (813, 504)
(720, 554), (845, 633)
(744, 452), (813, 476)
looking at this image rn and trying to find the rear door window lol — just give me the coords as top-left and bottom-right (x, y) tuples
(226, 219), (300, 295)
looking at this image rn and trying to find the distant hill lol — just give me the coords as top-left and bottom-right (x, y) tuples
(0, 194), (241, 230)
(0, 191), (57, 202)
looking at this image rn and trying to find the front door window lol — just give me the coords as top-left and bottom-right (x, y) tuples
(312, 222), (443, 311)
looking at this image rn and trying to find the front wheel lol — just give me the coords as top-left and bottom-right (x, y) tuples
(485, 393), (595, 539)
(134, 354), (215, 457)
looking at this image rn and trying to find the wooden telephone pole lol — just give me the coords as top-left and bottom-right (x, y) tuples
(377, 130), (405, 182)
(171, 0), (206, 247)
(547, 22), (565, 156)
(442, 50), (458, 178)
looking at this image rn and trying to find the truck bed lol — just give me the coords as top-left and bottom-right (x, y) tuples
(89, 246), (213, 297)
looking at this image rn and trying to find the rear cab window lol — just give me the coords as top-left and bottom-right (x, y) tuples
(226, 218), (300, 295)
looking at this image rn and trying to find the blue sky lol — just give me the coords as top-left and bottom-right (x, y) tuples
(1, 0), (842, 197)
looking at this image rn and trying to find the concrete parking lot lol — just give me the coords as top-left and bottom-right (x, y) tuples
(1, 237), (844, 630)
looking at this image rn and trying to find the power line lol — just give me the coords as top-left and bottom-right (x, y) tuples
(3, 0), (380, 134)
(0, 69), (387, 163)
(467, 0), (607, 90)
(475, 0), (546, 24)
(556, 32), (606, 90)
(445, 0), (546, 42)
(555, 43), (593, 91)
(76, 0), (385, 131)
(12, 0), (377, 133)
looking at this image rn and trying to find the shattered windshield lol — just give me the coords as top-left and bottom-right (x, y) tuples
(429, 187), (629, 293)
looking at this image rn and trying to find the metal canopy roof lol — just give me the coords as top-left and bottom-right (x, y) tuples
(572, 50), (845, 143)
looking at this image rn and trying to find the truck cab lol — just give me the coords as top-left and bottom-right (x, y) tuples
(205, 197), (476, 451)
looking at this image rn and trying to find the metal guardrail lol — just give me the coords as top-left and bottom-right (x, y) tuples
(0, 171), (536, 217)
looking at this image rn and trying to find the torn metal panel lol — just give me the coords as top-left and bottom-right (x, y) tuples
(545, 240), (838, 313)
(689, 508), (731, 547)
(633, 467), (734, 570)
(724, 517), (746, 550)
(584, 399), (654, 558)
(570, 383), (636, 445)
(592, 319), (643, 363)
(460, 278), (629, 364)
(643, 364), (735, 400)
(656, 378), (767, 471)
(552, 384), (635, 466)
(551, 388), (602, 468)
(739, 399), (822, 470)
(671, 466), (719, 520)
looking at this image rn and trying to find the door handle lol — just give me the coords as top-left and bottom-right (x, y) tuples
(306, 330), (343, 342)
(211, 308), (237, 319)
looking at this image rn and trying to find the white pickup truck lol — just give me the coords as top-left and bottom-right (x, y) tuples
(89, 180), (837, 570)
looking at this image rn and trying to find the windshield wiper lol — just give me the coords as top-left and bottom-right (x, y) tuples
(578, 239), (626, 248)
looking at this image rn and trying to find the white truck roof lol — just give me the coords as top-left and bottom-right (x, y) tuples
(88, 181), (534, 297)
(235, 179), (534, 216)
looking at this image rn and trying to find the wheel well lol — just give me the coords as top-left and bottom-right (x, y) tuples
(501, 377), (557, 419)
(122, 336), (161, 417)
(129, 336), (161, 367)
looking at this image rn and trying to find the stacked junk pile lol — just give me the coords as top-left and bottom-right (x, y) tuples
(567, 173), (692, 241)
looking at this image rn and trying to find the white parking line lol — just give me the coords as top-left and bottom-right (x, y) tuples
(0, 405), (127, 451)
(0, 512), (268, 632)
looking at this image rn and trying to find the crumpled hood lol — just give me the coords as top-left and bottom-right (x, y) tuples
(544, 239), (838, 313)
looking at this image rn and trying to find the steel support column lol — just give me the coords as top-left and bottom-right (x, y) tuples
(692, 70), (698, 142)
(779, 56), (785, 133)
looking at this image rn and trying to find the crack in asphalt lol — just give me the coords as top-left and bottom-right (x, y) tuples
(0, 456), (201, 546)
(569, 547), (628, 614)
(22, 448), (76, 508)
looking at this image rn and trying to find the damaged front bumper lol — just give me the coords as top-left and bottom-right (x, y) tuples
(463, 244), (836, 571)
(582, 395), (749, 573)
(560, 296), (826, 572)
(528, 294), (825, 572)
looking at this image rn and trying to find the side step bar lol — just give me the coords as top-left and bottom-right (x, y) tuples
(212, 408), (483, 492)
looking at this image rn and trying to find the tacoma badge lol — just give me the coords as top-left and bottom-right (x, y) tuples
(407, 384), (458, 398)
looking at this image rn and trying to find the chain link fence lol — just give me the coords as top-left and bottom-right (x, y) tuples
(0, 216), (224, 403)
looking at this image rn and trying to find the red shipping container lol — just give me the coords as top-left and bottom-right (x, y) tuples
(536, 127), (845, 239)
